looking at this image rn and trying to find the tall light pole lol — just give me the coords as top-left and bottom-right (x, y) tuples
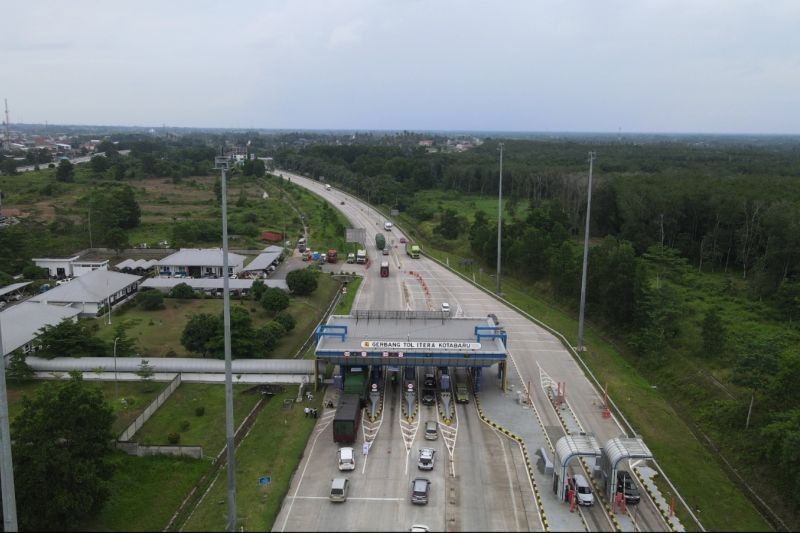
(214, 155), (237, 532)
(113, 337), (120, 403)
(577, 151), (596, 351)
(496, 142), (504, 296)
(0, 316), (19, 531)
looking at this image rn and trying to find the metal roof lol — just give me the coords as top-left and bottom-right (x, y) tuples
(242, 250), (282, 272)
(604, 437), (654, 466)
(263, 245), (283, 253)
(0, 281), (32, 298)
(143, 278), (257, 291)
(555, 435), (602, 467)
(1, 302), (81, 356)
(32, 255), (80, 263)
(29, 270), (141, 304)
(116, 259), (158, 270)
(26, 356), (312, 374)
(158, 248), (245, 267)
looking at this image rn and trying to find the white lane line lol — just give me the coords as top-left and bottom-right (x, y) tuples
(289, 496), (405, 501)
(279, 414), (334, 532)
(492, 428), (520, 530)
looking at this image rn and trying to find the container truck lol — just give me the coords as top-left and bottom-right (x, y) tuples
(375, 233), (386, 251)
(356, 249), (367, 264)
(333, 394), (362, 443)
(380, 261), (389, 277)
(406, 243), (420, 259)
(343, 366), (369, 403)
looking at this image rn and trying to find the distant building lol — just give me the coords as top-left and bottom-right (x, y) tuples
(33, 256), (109, 279)
(29, 269), (141, 317)
(260, 231), (284, 243)
(157, 248), (245, 278)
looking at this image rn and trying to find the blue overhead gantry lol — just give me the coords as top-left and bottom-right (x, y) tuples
(313, 310), (508, 390)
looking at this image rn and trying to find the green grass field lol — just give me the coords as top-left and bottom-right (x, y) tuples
(133, 384), (262, 454)
(272, 273), (340, 356)
(182, 386), (322, 531)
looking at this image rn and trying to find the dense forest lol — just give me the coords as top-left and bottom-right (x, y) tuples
(276, 138), (800, 519)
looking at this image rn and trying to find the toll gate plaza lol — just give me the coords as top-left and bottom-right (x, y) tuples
(313, 310), (509, 388)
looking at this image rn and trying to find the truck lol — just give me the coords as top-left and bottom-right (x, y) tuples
(333, 394), (362, 444)
(454, 368), (468, 403)
(346, 252), (355, 264)
(356, 249), (367, 264)
(406, 243), (420, 259)
(384, 221), (393, 231)
(380, 261), (389, 277)
(325, 184), (332, 191)
(375, 233), (386, 251)
(343, 366), (369, 403)
(327, 249), (338, 263)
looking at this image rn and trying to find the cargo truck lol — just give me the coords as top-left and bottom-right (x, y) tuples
(327, 249), (338, 263)
(333, 394), (362, 443)
(380, 261), (389, 277)
(406, 243), (420, 258)
(346, 252), (355, 264)
(356, 249), (367, 264)
(343, 366), (369, 403)
(375, 233), (386, 251)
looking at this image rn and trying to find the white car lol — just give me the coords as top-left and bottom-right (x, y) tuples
(337, 447), (355, 471)
(409, 526), (430, 532)
(418, 448), (435, 470)
(441, 302), (450, 314)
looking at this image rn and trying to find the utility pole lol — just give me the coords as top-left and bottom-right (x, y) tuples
(213, 154), (237, 532)
(577, 152), (596, 351)
(88, 209), (93, 249)
(3, 99), (10, 151)
(0, 318), (19, 531)
(496, 142), (504, 296)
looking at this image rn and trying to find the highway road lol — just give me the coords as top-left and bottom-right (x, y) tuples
(273, 171), (678, 532)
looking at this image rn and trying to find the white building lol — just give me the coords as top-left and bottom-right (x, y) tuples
(29, 269), (141, 316)
(33, 256), (109, 279)
(157, 248), (245, 278)
(0, 302), (81, 357)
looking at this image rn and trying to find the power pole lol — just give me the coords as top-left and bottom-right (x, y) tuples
(214, 155), (237, 532)
(3, 99), (10, 151)
(577, 151), (596, 351)
(496, 142), (504, 296)
(0, 320), (19, 531)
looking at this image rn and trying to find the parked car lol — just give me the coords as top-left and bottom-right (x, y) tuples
(410, 477), (430, 505)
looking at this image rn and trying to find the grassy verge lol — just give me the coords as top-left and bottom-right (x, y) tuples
(6, 379), (165, 435)
(80, 452), (210, 532)
(182, 386), (322, 531)
(335, 275), (362, 314)
(272, 273), (340, 356)
(134, 384), (261, 453)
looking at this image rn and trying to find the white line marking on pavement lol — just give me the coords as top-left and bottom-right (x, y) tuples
(290, 496), (405, 501)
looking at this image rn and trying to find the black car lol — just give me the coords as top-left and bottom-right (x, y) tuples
(616, 471), (640, 504)
(421, 389), (435, 406)
(411, 477), (431, 504)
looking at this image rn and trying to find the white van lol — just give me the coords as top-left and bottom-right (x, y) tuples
(384, 221), (393, 231)
(337, 447), (355, 471)
(572, 474), (594, 506)
(330, 478), (349, 502)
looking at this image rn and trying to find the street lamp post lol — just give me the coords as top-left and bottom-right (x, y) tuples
(0, 317), (19, 531)
(496, 142), (504, 296)
(577, 152), (596, 351)
(113, 337), (120, 402)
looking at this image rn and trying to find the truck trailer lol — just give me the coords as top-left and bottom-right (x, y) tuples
(356, 249), (367, 264)
(327, 249), (338, 263)
(375, 233), (386, 251)
(333, 394), (362, 443)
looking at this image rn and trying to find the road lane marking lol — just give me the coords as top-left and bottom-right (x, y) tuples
(289, 496), (405, 501)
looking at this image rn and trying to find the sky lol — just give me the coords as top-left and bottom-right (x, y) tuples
(3, 0), (799, 134)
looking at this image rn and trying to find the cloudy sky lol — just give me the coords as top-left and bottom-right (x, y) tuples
(3, 0), (799, 133)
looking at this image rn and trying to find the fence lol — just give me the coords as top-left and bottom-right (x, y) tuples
(118, 373), (182, 442)
(116, 441), (203, 460)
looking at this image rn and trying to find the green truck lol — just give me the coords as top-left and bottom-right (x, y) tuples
(343, 367), (369, 403)
(406, 243), (420, 258)
(375, 233), (386, 251)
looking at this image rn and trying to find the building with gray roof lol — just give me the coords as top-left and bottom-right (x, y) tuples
(241, 249), (282, 273)
(157, 248), (245, 278)
(1, 302), (81, 356)
(29, 269), (141, 316)
(140, 277), (287, 293)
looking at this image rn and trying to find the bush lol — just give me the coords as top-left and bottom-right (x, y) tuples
(167, 432), (180, 444)
(179, 420), (191, 431)
(136, 289), (165, 310)
(261, 287), (290, 315)
(169, 282), (195, 299)
(286, 268), (318, 295)
(275, 310), (296, 331)
(195, 406), (205, 417)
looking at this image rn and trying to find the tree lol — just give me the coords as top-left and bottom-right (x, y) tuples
(12, 375), (114, 530)
(275, 310), (296, 331)
(112, 324), (137, 358)
(6, 351), (34, 383)
(701, 308), (726, 356)
(90, 155), (109, 174)
(0, 158), (18, 176)
(136, 289), (165, 310)
(136, 359), (156, 391)
(181, 313), (218, 357)
(286, 268), (318, 295)
(261, 287), (290, 314)
(251, 279), (267, 301)
(36, 319), (107, 358)
(55, 159), (75, 182)
(106, 227), (129, 254)
(169, 282), (196, 299)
